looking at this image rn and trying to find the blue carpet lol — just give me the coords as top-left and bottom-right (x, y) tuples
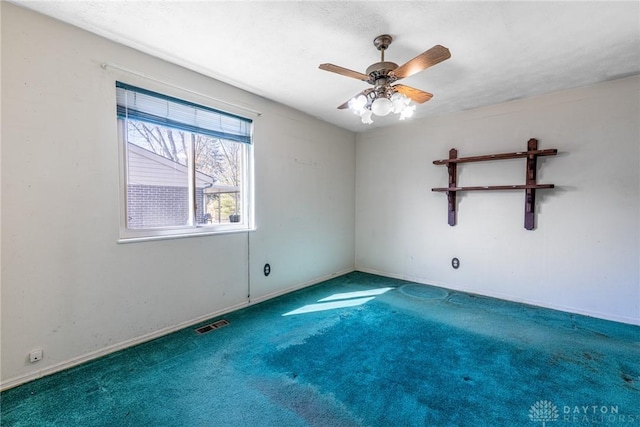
(1, 272), (639, 426)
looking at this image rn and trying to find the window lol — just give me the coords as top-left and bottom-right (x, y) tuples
(116, 82), (254, 241)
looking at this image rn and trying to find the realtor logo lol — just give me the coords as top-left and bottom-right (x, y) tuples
(529, 400), (559, 426)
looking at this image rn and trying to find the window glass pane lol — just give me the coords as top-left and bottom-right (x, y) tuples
(196, 137), (244, 225)
(125, 120), (190, 229)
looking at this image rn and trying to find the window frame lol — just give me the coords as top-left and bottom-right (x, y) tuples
(116, 82), (255, 243)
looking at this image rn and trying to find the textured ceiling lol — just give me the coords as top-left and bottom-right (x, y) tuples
(11, 1), (640, 133)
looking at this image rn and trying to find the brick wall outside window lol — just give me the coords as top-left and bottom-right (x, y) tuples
(127, 185), (204, 229)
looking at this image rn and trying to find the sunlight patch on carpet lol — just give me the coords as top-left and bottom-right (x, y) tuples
(283, 287), (393, 316)
(318, 287), (394, 302)
(283, 297), (375, 316)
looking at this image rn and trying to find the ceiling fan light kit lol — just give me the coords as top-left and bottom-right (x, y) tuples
(319, 34), (450, 124)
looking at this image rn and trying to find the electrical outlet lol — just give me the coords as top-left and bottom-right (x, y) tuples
(29, 349), (43, 363)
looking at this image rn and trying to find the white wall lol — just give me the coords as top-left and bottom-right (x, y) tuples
(356, 76), (640, 325)
(1, 3), (355, 389)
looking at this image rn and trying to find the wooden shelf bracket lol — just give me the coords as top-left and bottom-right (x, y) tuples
(447, 148), (458, 226)
(432, 139), (557, 230)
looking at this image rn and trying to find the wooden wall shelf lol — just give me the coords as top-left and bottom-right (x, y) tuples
(432, 149), (557, 165)
(431, 139), (557, 230)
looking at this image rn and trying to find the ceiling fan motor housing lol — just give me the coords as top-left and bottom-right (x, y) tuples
(366, 62), (399, 85)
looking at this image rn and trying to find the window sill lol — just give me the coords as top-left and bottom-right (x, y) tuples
(117, 226), (256, 244)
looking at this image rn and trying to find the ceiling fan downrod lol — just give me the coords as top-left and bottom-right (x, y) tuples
(373, 34), (392, 62)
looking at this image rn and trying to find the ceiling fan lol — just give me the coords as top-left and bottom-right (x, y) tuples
(319, 34), (451, 123)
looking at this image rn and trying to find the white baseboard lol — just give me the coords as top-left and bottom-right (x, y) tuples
(0, 267), (355, 392)
(355, 266), (640, 326)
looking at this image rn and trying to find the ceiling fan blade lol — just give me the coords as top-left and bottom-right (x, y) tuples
(337, 88), (374, 109)
(393, 84), (434, 104)
(393, 45), (451, 80)
(319, 63), (370, 81)
(337, 100), (351, 109)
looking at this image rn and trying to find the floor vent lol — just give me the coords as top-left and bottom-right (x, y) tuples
(195, 319), (230, 334)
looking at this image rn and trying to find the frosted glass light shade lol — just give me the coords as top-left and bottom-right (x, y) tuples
(360, 109), (373, 124)
(399, 104), (416, 120)
(349, 95), (367, 109)
(391, 92), (408, 113)
(349, 94), (368, 115)
(371, 97), (393, 116)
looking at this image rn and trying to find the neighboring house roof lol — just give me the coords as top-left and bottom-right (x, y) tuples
(127, 142), (217, 188)
(203, 185), (239, 195)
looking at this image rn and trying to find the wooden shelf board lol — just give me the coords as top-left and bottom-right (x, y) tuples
(433, 149), (557, 165)
(432, 184), (555, 192)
